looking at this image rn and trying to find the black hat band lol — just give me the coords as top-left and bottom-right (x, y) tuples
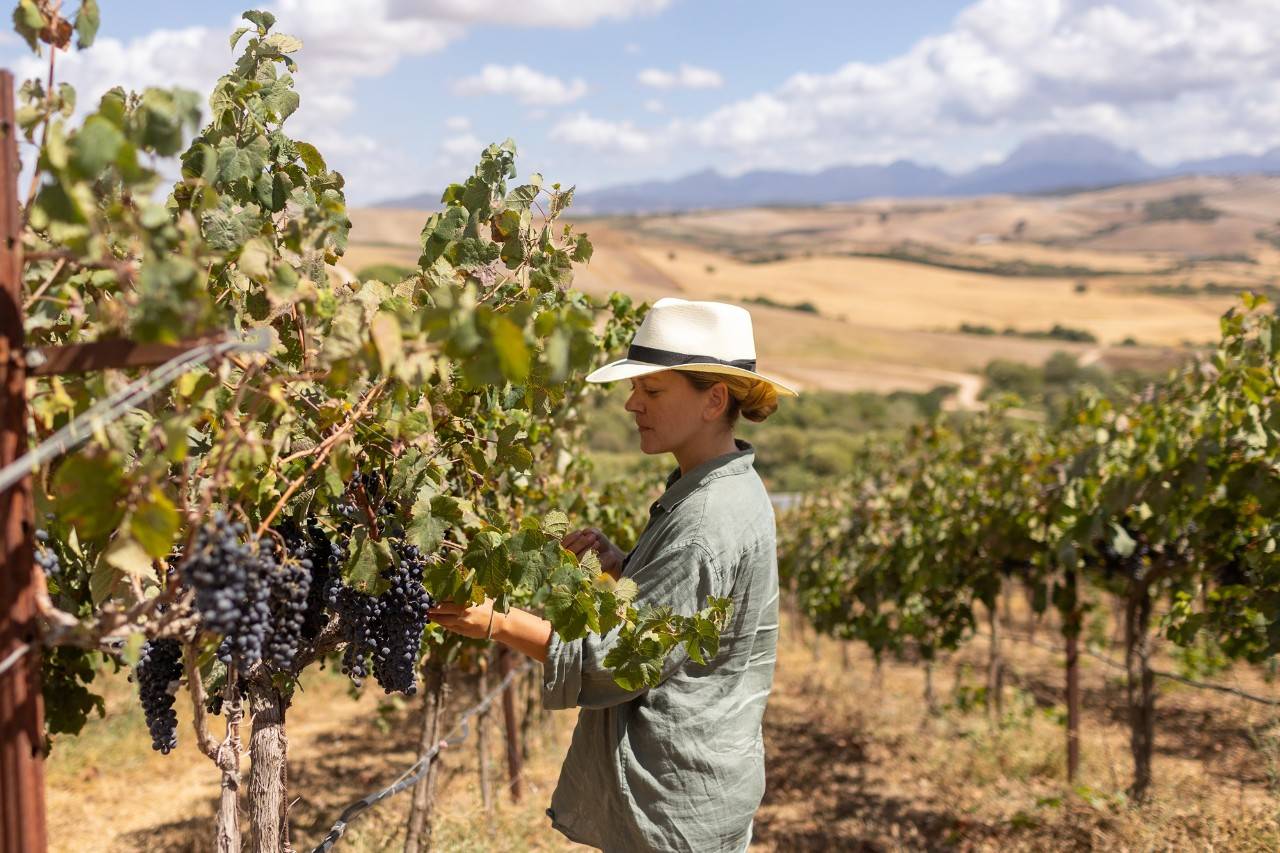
(627, 343), (757, 372)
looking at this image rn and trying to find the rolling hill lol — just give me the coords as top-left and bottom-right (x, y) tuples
(375, 134), (1280, 215)
(347, 175), (1280, 398)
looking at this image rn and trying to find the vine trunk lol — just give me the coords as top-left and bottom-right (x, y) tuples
(1124, 582), (1156, 801)
(404, 661), (447, 853)
(247, 684), (291, 852)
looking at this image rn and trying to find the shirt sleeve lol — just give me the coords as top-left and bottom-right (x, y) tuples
(542, 538), (722, 711)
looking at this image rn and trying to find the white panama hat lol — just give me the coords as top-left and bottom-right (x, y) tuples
(585, 297), (799, 396)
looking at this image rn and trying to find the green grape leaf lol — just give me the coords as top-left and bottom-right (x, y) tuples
(344, 528), (394, 596)
(69, 114), (124, 179)
(13, 0), (44, 52)
(541, 509), (570, 538)
(550, 186), (575, 218)
(613, 577), (639, 605)
(489, 316), (530, 382)
(544, 585), (591, 641)
(74, 0), (99, 49)
(89, 558), (122, 606)
(130, 490), (180, 561)
(462, 529), (510, 592)
(1110, 523), (1136, 558)
(104, 537), (155, 582)
(370, 311), (403, 375)
(52, 453), (126, 541)
(506, 182), (541, 211)
(263, 33), (302, 54)
(603, 627), (665, 692)
(243, 10), (277, 32)
(294, 141), (326, 176)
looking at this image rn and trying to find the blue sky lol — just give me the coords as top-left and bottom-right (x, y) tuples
(3, 1), (1276, 205)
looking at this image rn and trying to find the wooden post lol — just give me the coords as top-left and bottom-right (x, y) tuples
(499, 648), (523, 802)
(1063, 569), (1082, 782)
(477, 654), (492, 813)
(404, 661), (447, 853)
(1124, 581), (1156, 801)
(0, 68), (47, 853)
(987, 602), (1004, 719)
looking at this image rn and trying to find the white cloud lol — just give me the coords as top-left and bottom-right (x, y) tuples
(13, 27), (229, 117)
(440, 132), (485, 160)
(644, 98), (665, 113)
(388, 0), (673, 28)
(550, 112), (662, 155)
(683, 0), (1280, 172)
(444, 115), (472, 131)
(637, 63), (723, 90)
(7, 0), (674, 203)
(625, 42), (643, 55)
(453, 64), (588, 105)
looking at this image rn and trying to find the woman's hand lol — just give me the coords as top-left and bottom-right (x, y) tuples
(561, 527), (625, 578)
(429, 599), (554, 663)
(429, 598), (502, 641)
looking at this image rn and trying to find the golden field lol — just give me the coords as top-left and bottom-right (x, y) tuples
(347, 175), (1280, 397)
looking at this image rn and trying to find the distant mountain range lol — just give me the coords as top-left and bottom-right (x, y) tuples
(374, 134), (1280, 215)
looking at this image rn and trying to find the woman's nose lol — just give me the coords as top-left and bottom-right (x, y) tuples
(624, 391), (641, 413)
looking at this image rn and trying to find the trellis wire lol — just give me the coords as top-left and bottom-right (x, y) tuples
(978, 627), (1280, 707)
(310, 657), (536, 852)
(0, 643), (29, 678)
(0, 328), (270, 495)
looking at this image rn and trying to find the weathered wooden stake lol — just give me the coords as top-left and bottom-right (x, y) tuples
(499, 647), (523, 802)
(404, 661), (447, 853)
(477, 654), (492, 813)
(0, 67), (47, 853)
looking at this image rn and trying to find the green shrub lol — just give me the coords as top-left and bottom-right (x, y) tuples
(357, 263), (415, 283)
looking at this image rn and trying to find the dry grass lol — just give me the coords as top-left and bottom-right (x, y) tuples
(48, 602), (1280, 852)
(756, 611), (1280, 852)
(47, 663), (587, 853)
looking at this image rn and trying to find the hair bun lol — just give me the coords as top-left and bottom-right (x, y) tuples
(736, 379), (778, 422)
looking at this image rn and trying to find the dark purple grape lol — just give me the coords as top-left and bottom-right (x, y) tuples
(135, 639), (183, 754)
(327, 540), (433, 694)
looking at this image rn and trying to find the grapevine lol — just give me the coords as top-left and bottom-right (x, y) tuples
(10, 5), (730, 847)
(779, 295), (1280, 800)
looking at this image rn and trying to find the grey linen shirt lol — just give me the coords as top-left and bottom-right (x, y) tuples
(542, 439), (780, 852)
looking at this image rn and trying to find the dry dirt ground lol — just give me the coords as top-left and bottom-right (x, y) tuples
(346, 176), (1280, 398)
(49, 605), (1280, 852)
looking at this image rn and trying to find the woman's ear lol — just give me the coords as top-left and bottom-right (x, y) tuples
(703, 381), (729, 422)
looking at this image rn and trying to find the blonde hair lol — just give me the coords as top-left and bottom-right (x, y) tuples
(680, 370), (779, 424)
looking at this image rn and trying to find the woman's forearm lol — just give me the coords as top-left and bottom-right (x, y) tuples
(494, 606), (554, 663)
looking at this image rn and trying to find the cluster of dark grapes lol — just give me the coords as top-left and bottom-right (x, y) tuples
(265, 520), (329, 671)
(1099, 536), (1152, 579)
(998, 557), (1033, 578)
(327, 542), (434, 694)
(298, 519), (338, 642)
(135, 638), (183, 754)
(182, 514), (278, 669)
(266, 555), (310, 670)
(1214, 557), (1248, 587)
(33, 529), (60, 578)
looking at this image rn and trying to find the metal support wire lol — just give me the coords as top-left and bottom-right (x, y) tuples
(311, 658), (536, 852)
(0, 644), (29, 679)
(0, 328), (270, 495)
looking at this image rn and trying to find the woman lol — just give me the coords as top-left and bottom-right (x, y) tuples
(429, 297), (797, 852)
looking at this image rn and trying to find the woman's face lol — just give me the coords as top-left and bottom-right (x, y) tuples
(624, 371), (725, 455)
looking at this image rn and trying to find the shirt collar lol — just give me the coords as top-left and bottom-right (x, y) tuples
(656, 438), (756, 513)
